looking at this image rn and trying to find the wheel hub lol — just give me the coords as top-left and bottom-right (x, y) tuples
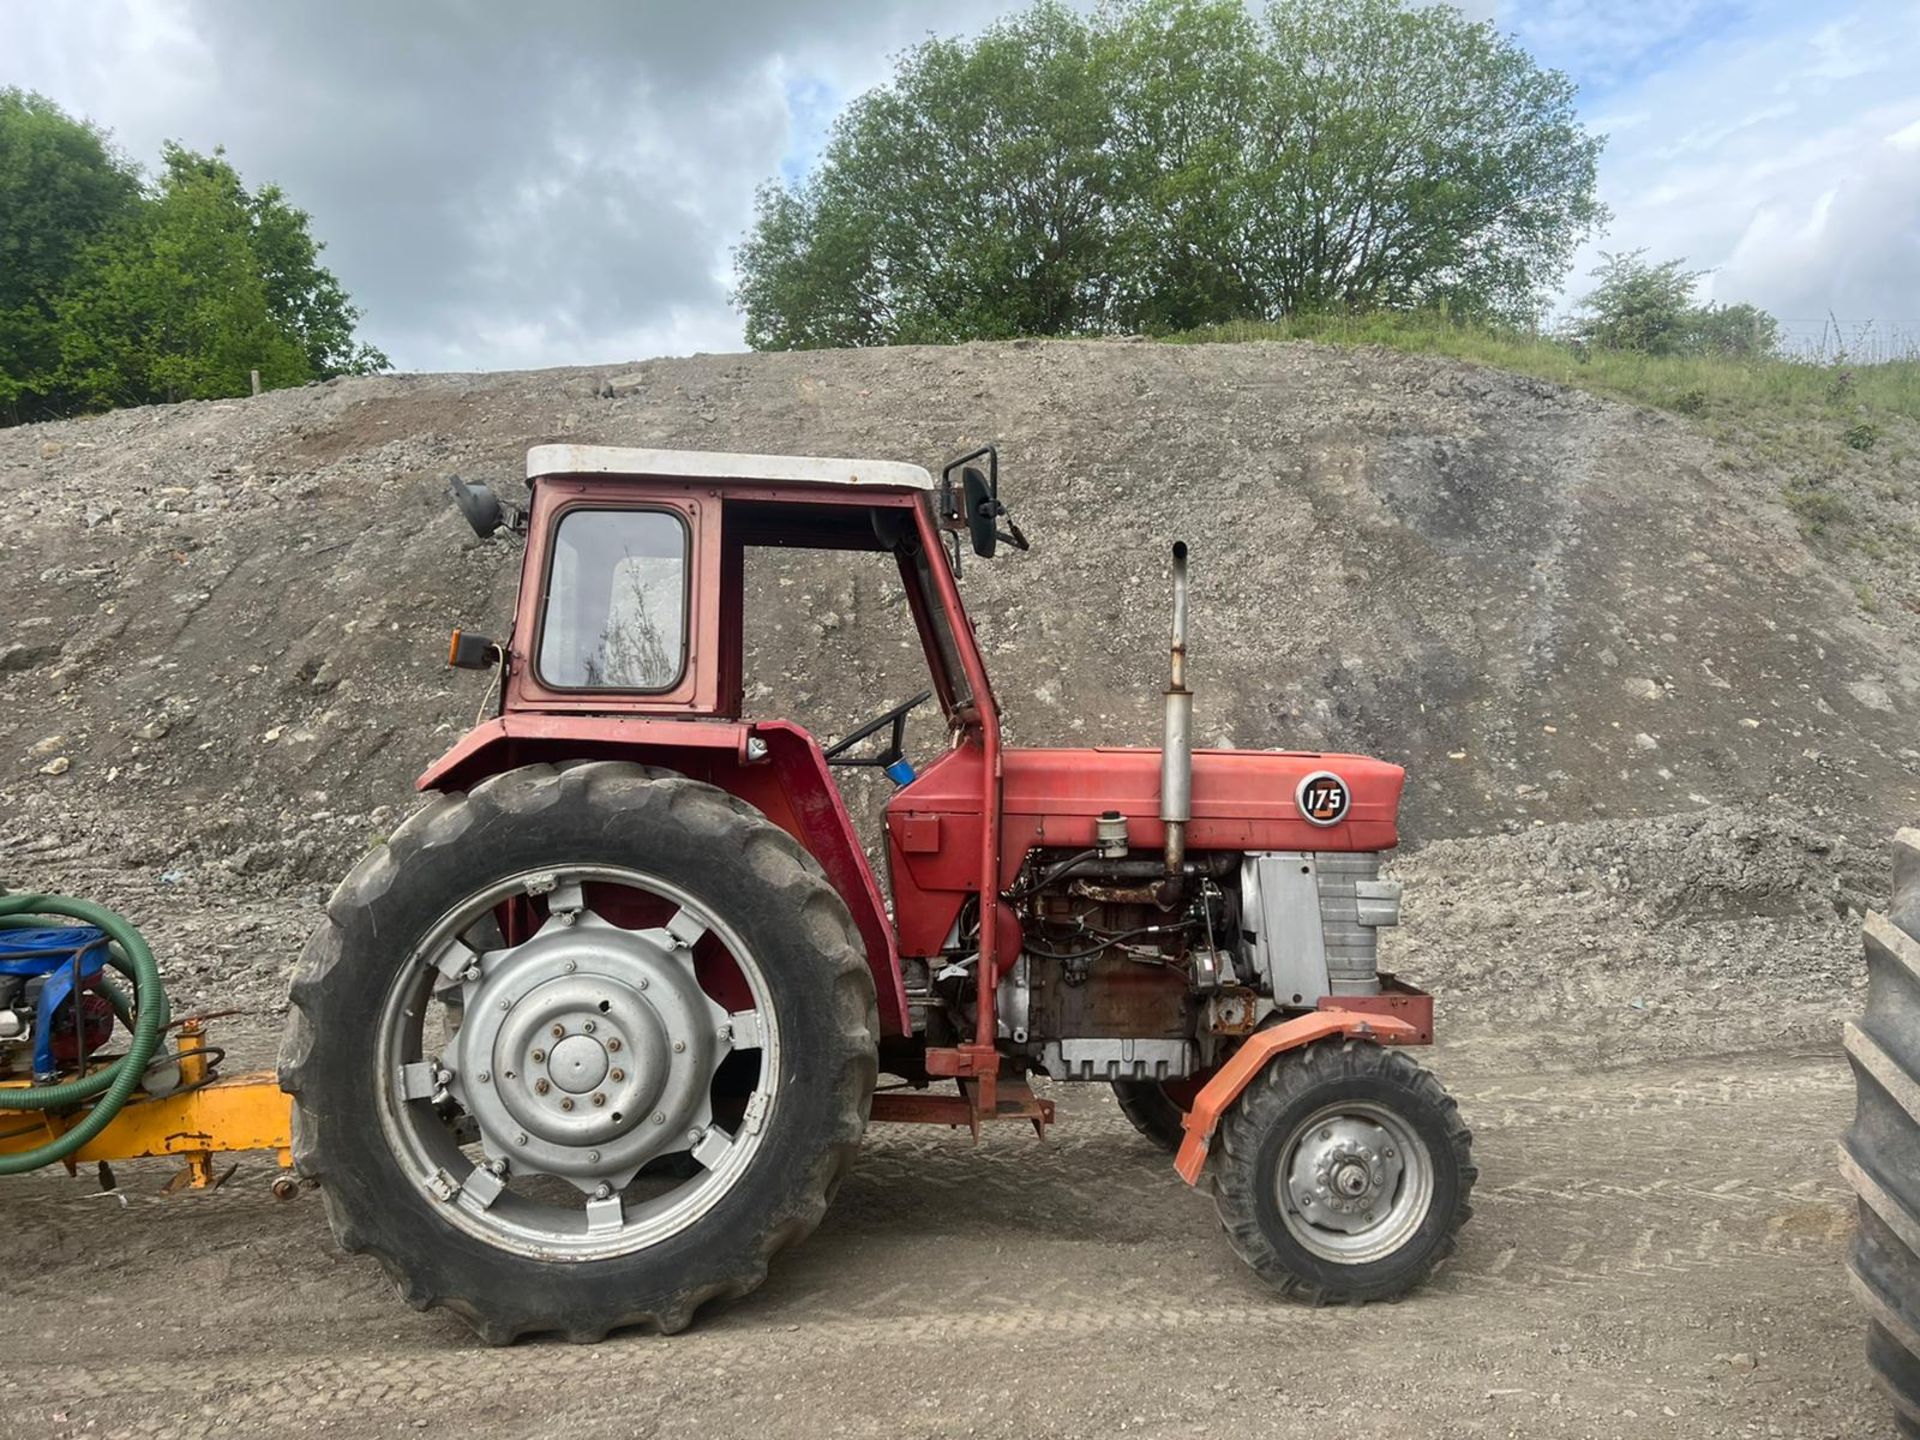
(445, 906), (728, 1192)
(1287, 1116), (1406, 1233)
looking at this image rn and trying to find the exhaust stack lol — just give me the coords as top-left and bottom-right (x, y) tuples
(1160, 541), (1192, 875)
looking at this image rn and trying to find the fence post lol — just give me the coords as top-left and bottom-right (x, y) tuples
(250, 369), (261, 397)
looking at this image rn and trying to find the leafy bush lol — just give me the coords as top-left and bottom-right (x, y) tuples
(1571, 251), (1780, 359)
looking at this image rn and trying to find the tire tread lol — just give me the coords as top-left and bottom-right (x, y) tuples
(1847, 827), (1920, 1429)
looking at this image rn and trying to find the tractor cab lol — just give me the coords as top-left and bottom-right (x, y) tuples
(448, 443), (1003, 738)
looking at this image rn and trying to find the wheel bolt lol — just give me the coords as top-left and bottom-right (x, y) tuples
(607, 1038), (622, 1053)
(637, 977), (649, 990)
(515, 1132), (528, 1146)
(499, 999), (512, 1012)
(551, 1024), (565, 1039)
(534, 1078), (550, 1095)
(584, 1020), (597, 1035)
(671, 1040), (685, 1054)
(592, 1093), (607, 1107)
(651, 1111), (666, 1125)
(477, 1071), (491, 1084)
(531, 1048), (546, 1064)
(610, 1068), (625, 1082)
(563, 960), (577, 973)
(588, 1150), (601, 1163)
(560, 1098), (575, 1111)
(1320, 1128), (1332, 1140)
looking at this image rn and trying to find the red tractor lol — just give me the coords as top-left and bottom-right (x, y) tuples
(281, 444), (1475, 1341)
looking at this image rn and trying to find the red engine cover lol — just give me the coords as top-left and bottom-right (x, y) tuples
(886, 746), (1404, 957)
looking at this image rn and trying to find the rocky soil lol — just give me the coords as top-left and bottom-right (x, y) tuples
(0, 338), (1913, 1044)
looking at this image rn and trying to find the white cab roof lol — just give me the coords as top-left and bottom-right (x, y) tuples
(526, 444), (934, 491)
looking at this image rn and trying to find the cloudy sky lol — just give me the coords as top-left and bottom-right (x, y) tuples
(5, 0), (1916, 370)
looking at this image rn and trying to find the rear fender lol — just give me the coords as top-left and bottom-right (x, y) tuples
(416, 716), (909, 1036)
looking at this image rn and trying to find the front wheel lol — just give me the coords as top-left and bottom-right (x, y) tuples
(279, 762), (878, 1342)
(1210, 1038), (1474, 1303)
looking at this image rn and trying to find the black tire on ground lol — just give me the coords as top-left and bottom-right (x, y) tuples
(1112, 1079), (1189, 1152)
(1843, 826), (1920, 1438)
(1210, 1038), (1474, 1304)
(278, 761), (878, 1343)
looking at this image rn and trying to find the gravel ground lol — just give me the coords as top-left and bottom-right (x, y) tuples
(0, 1043), (1878, 1440)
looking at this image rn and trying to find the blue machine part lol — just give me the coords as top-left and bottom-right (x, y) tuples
(0, 925), (111, 1080)
(885, 758), (918, 787)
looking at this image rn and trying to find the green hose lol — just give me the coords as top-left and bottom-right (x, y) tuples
(0, 895), (167, 1175)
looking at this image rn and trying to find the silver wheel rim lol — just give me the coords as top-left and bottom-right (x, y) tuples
(1275, 1099), (1433, 1265)
(374, 864), (779, 1261)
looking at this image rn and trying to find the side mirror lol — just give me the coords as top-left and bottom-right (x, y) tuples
(962, 466), (997, 559)
(939, 444), (1029, 561)
(448, 475), (523, 538)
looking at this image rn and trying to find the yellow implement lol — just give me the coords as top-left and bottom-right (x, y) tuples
(0, 1020), (292, 1192)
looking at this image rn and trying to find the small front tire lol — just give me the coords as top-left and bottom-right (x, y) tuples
(1210, 1038), (1474, 1303)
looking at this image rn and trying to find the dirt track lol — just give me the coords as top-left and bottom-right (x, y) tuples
(1, 1034), (1876, 1439)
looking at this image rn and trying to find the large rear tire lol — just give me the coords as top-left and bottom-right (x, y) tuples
(1843, 827), (1920, 1437)
(279, 762), (878, 1343)
(1210, 1038), (1473, 1303)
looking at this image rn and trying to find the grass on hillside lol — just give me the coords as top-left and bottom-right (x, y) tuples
(1168, 313), (1920, 428)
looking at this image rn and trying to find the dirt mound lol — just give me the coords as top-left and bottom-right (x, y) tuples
(0, 339), (1913, 1035)
(1390, 808), (1872, 1064)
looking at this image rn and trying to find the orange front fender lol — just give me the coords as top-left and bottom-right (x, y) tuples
(1173, 1011), (1420, 1185)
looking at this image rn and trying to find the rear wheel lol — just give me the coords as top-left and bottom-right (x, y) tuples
(1210, 1038), (1473, 1303)
(279, 762), (878, 1342)
(1843, 827), (1920, 1437)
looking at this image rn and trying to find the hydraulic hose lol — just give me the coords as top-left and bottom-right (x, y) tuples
(0, 895), (167, 1175)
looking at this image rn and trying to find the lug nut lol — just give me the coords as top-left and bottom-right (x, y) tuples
(592, 1093), (607, 1107)
(583, 1020), (597, 1035)
(671, 1040), (685, 1054)
(477, 1071), (491, 1084)
(609, 1068), (625, 1082)
(560, 1098), (575, 1111)
(531, 1048), (546, 1064)
(651, 1111), (666, 1125)
(594, 1183), (613, 1200)
(551, 1024), (565, 1039)
(637, 976), (649, 990)
(534, 1079), (550, 1095)
(563, 959), (577, 973)
(588, 1150), (601, 1163)
(607, 1038), (622, 1053)
(515, 1132), (528, 1146)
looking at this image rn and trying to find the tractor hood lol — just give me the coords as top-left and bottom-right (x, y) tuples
(885, 743), (1404, 957)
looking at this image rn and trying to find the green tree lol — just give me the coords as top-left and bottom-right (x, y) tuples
(0, 96), (386, 424)
(1575, 251), (1779, 357)
(735, 0), (1607, 347)
(0, 88), (143, 419)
